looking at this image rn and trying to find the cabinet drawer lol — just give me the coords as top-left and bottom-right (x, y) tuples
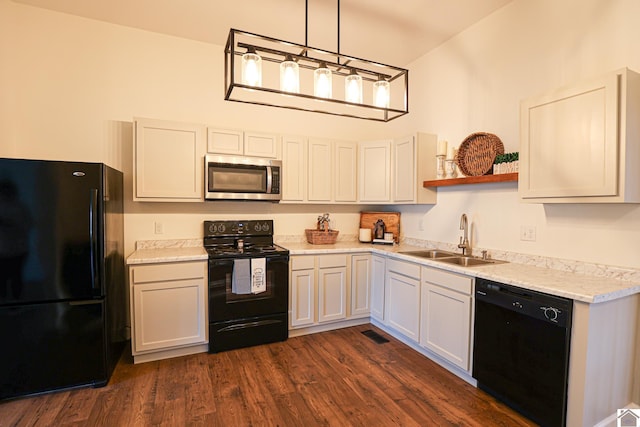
(422, 266), (473, 295)
(131, 261), (205, 284)
(291, 255), (315, 270)
(318, 254), (348, 269)
(386, 258), (421, 280)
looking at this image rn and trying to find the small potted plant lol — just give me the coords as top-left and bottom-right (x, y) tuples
(493, 152), (519, 174)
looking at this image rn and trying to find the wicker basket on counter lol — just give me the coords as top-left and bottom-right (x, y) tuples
(305, 229), (339, 245)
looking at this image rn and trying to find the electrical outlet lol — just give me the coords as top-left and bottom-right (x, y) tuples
(520, 225), (536, 241)
(154, 221), (164, 234)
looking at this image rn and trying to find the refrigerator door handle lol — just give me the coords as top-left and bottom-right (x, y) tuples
(69, 300), (103, 306)
(89, 188), (99, 291)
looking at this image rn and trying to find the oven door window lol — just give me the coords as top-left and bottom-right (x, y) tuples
(209, 256), (288, 321)
(208, 164), (267, 193)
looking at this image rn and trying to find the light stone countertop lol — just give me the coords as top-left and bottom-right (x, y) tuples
(278, 241), (640, 304)
(126, 246), (208, 265)
(126, 240), (640, 304)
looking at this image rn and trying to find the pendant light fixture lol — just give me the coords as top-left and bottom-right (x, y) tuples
(224, 1), (408, 121)
(241, 47), (262, 87)
(345, 69), (363, 104)
(314, 62), (332, 98)
(280, 54), (300, 93)
(373, 77), (390, 108)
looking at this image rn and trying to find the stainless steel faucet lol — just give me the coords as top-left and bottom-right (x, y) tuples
(458, 213), (470, 256)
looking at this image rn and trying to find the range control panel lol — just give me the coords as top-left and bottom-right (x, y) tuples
(204, 220), (273, 237)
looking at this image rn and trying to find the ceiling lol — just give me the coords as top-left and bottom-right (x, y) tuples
(13, 0), (512, 66)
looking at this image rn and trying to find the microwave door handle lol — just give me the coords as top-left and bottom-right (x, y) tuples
(266, 166), (273, 193)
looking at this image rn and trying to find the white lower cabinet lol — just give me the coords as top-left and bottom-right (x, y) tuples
(384, 258), (421, 341)
(350, 254), (371, 318)
(420, 266), (473, 371)
(290, 253), (370, 331)
(317, 259), (348, 323)
(370, 255), (386, 322)
(129, 260), (208, 363)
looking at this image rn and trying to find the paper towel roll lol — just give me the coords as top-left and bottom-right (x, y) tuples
(359, 228), (372, 242)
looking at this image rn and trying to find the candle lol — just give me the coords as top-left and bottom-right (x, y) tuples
(447, 146), (456, 160)
(437, 140), (448, 156)
(359, 228), (372, 242)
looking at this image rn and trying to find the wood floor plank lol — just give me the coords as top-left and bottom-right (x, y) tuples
(0, 325), (538, 427)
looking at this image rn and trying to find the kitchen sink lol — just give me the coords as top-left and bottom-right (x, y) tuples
(399, 250), (458, 259)
(435, 256), (504, 267)
(400, 250), (506, 267)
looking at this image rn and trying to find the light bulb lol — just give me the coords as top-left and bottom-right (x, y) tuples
(241, 49), (262, 87)
(280, 55), (300, 93)
(373, 78), (390, 108)
(314, 63), (332, 98)
(345, 69), (363, 104)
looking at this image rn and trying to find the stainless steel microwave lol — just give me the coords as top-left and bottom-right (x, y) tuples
(204, 155), (281, 201)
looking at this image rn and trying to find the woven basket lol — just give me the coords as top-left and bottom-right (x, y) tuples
(456, 132), (505, 176)
(305, 229), (339, 245)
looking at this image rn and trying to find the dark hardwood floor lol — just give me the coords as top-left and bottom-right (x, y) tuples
(0, 325), (537, 426)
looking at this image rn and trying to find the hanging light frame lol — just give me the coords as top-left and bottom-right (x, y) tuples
(224, 1), (408, 122)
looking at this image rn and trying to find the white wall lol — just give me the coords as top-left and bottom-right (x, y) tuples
(0, 0), (405, 256)
(2, 0), (639, 269)
(398, 0), (640, 269)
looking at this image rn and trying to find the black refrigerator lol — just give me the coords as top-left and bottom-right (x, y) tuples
(0, 158), (126, 400)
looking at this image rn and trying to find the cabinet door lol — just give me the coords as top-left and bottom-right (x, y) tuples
(420, 282), (471, 371)
(317, 266), (347, 323)
(131, 278), (207, 353)
(244, 132), (278, 158)
(520, 72), (619, 200)
(350, 255), (371, 318)
(370, 255), (386, 321)
(335, 141), (358, 202)
(385, 268), (420, 341)
(207, 128), (243, 155)
(393, 136), (416, 202)
(308, 138), (333, 202)
(134, 118), (204, 201)
(281, 135), (307, 202)
(359, 140), (391, 202)
(290, 269), (315, 327)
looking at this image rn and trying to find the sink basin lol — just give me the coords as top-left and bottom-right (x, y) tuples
(400, 250), (458, 259)
(435, 256), (503, 267)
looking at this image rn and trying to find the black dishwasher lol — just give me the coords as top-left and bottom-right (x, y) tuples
(473, 278), (572, 427)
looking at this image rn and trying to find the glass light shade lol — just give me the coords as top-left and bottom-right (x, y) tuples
(241, 51), (262, 87)
(280, 55), (300, 93)
(373, 79), (390, 108)
(314, 64), (332, 98)
(345, 70), (363, 103)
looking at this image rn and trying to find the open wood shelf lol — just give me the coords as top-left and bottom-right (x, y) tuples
(423, 173), (518, 188)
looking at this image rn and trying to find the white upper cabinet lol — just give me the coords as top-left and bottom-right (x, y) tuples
(358, 140), (392, 202)
(134, 117), (205, 202)
(393, 136), (416, 202)
(520, 68), (640, 203)
(281, 137), (357, 204)
(359, 134), (437, 205)
(206, 128), (243, 155)
(308, 138), (333, 202)
(281, 135), (308, 202)
(207, 128), (279, 158)
(334, 141), (358, 202)
(393, 133), (437, 204)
